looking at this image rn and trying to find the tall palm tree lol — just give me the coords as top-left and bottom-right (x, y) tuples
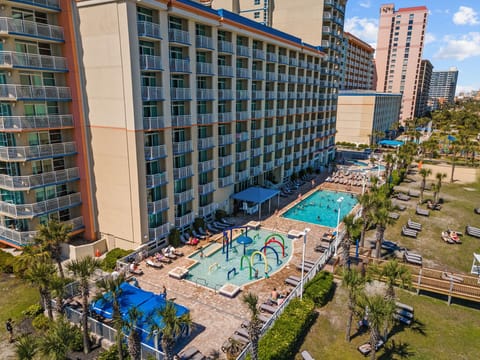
(96, 274), (126, 360)
(35, 219), (73, 279)
(49, 274), (69, 316)
(123, 307), (143, 360)
(341, 214), (362, 267)
(357, 294), (396, 360)
(14, 244), (50, 278)
(15, 334), (38, 360)
(342, 268), (366, 342)
(378, 260), (412, 300)
(369, 195), (395, 259)
(242, 292), (262, 360)
(418, 167), (432, 203)
(67, 256), (101, 354)
(449, 144), (460, 183)
(151, 301), (192, 360)
(39, 316), (78, 360)
(24, 259), (56, 320)
(434, 172), (447, 203)
(357, 192), (375, 248)
(383, 153), (395, 185)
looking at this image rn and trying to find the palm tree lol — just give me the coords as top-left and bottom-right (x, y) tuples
(96, 274), (126, 360)
(49, 274), (69, 316)
(24, 259), (56, 320)
(39, 316), (78, 360)
(418, 167), (432, 203)
(341, 214), (362, 267)
(124, 307), (143, 360)
(357, 294), (396, 360)
(342, 268), (366, 342)
(151, 301), (192, 360)
(67, 256), (101, 354)
(369, 194), (395, 259)
(434, 172), (447, 203)
(376, 260), (412, 300)
(242, 292), (262, 360)
(35, 219), (72, 279)
(15, 334), (38, 360)
(449, 144), (460, 183)
(383, 153), (395, 185)
(14, 244), (50, 278)
(357, 192), (375, 248)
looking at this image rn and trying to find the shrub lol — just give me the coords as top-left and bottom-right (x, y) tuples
(22, 303), (44, 318)
(304, 271), (334, 307)
(32, 314), (51, 331)
(0, 250), (15, 273)
(194, 217), (205, 231)
(168, 228), (181, 247)
(101, 248), (133, 272)
(256, 298), (316, 360)
(97, 344), (130, 360)
(70, 324), (84, 352)
(215, 209), (228, 221)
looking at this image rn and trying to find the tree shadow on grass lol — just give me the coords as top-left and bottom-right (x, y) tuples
(388, 318), (426, 339)
(379, 340), (415, 359)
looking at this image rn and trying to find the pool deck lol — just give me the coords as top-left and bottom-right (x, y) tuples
(135, 172), (364, 358)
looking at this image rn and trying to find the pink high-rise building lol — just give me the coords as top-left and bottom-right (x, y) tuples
(375, 4), (428, 122)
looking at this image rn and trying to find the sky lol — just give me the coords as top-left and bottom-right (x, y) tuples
(344, 0), (480, 94)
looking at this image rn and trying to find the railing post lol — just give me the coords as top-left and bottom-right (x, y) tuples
(448, 280), (454, 305)
(416, 268), (422, 295)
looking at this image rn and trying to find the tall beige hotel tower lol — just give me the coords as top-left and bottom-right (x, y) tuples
(375, 4), (428, 122)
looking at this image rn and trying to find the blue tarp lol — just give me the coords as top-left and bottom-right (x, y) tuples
(379, 139), (404, 147)
(231, 186), (280, 204)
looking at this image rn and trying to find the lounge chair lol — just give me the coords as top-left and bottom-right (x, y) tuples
(314, 242), (329, 253)
(416, 206), (430, 217)
(402, 226), (417, 238)
(427, 201), (442, 210)
(396, 302), (414, 313)
(260, 303), (277, 314)
(220, 218), (235, 226)
(358, 340), (384, 356)
(441, 231), (455, 244)
(466, 225), (480, 238)
(441, 272), (464, 283)
(192, 229), (207, 240)
(475, 208), (480, 214)
(179, 346), (202, 360)
(394, 313), (412, 325)
(198, 227), (208, 236)
(285, 275), (301, 286)
(397, 193), (411, 201)
(206, 223), (220, 233)
(403, 250), (422, 266)
(154, 253), (172, 264)
(407, 219), (422, 231)
(145, 258), (163, 269)
(388, 212), (400, 220)
(301, 350), (314, 360)
(446, 230), (461, 244)
(408, 189), (420, 197)
(394, 203), (407, 211)
(382, 240), (402, 252)
(213, 221), (229, 229)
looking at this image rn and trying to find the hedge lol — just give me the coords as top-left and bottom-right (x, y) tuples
(304, 271), (334, 307)
(0, 250), (15, 273)
(256, 298), (316, 360)
(101, 248), (133, 271)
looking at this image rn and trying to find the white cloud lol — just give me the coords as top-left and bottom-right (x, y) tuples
(359, 0), (371, 9)
(425, 33), (436, 44)
(435, 32), (480, 60)
(344, 17), (378, 47)
(453, 6), (479, 25)
(434, 9), (450, 15)
(456, 85), (476, 95)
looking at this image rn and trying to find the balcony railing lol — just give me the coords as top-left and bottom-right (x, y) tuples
(196, 62), (214, 75)
(0, 84), (70, 101)
(278, 55), (288, 64)
(251, 110), (263, 119)
(266, 72), (276, 81)
(197, 137), (215, 150)
(253, 49), (265, 60)
(0, 141), (76, 161)
(168, 28), (190, 45)
(236, 132), (249, 142)
(266, 52), (277, 62)
(172, 140), (193, 154)
(144, 145), (167, 160)
(264, 160), (274, 171)
(218, 65), (233, 77)
(236, 89), (249, 100)
(146, 172), (168, 188)
(252, 70), (264, 80)
(196, 35), (214, 49)
(218, 40), (233, 53)
(277, 108), (286, 116)
(0, 192), (81, 219)
(198, 182), (215, 195)
(196, 88), (215, 100)
(236, 45), (250, 57)
(140, 54), (163, 71)
(198, 159), (215, 173)
(198, 203), (218, 218)
(143, 116), (166, 130)
(141, 86), (164, 101)
(275, 142), (284, 151)
(264, 144), (275, 153)
(275, 158), (284, 167)
(0, 51), (67, 71)
(149, 223), (170, 241)
(173, 165), (193, 179)
(251, 148), (262, 157)
(236, 150), (249, 162)
(169, 58), (190, 73)
(0, 167), (79, 191)
(235, 111), (249, 121)
(265, 109), (275, 117)
(252, 90), (263, 100)
(250, 166), (262, 177)
(218, 175), (234, 188)
(235, 169), (249, 182)
(278, 73), (288, 82)
(197, 113), (215, 125)
(218, 134), (234, 146)
(0, 114), (73, 131)
(9, 0), (61, 11)
(218, 112), (233, 122)
(0, 17), (64, 42)
(236, 67), (249, 78)
(137, 21), (162, 40)
(174, 189), (194, 204)
(218, 154), (233, 167)
(147, 198), (169, 214)
(175, 212), (195, 228)
(218, 89), (233, 100)
(170, 88), (191, 101)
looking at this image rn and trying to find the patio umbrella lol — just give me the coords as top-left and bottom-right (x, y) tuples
(237, 234), (253, 255)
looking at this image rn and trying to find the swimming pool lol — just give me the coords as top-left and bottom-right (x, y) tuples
(281, 189), (358, 227)
(185, 228), (292, 290)
(349, 160), (369, 167)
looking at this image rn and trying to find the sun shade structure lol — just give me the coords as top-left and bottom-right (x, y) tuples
(231, 186), (280, 219)
(379, 139), (404, 147)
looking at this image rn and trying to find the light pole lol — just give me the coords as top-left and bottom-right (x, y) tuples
(300, 227), (311, 300)
(334, 197), (344, 256)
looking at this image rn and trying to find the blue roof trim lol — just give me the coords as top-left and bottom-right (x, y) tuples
(177, 0), (219, 16)
(339, 92), (402, 97)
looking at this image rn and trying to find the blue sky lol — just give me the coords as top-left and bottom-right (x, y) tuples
(344, 0), (480, 94)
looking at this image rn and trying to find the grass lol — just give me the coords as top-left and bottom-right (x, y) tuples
(0, 273), (39, 336)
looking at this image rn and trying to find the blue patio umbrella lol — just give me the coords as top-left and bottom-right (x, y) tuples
(447, 135), (456, 142)
(237, 234), (253, 255)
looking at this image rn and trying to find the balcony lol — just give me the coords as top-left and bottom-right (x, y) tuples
(218, 175), (234, 188)
(174, 189), (194, 204)
(266, 52), (277, 62)
(277, 108), (287, 116)
(285, 153), (293, 162)
(169, 58), (190, 73)
(217, 112), (232, 122)
(252, 70), (264, 81)
(251, 110), (263, 119)
(0, 84), (70, 101)
(218, 40), (233, 53)
(144, 145), (167, 160)
(0, 114), (72, 131)
(265, 109), (275, 117)
(198, 203), (219, 218)
(286, 124), (295, 132)
(0, 192), (81, 219)
(196, 35), (214, 50)
(218, 154), (233, 167)
(264, 144), (274, 153)
(168, 28), (190, 45)
(0, 167), (79, 191)
(289, 58), (298, 67)
(235, 111), (249, 121)
(149, 223), (170, 241)
(0, 141), (76, 162)
(278, 55), (288, 64)
(146, 172), (168, 188)
(143, 116), (165, 130)
(175, 212), (195, 228)
(198, 182), (215, 195)
(196, 62), (214, 75)
(252, 90), (263, 100)
(218, 65), (233, 77)
(147, 198), (169, 214)
(275, 158), (284, 167)
(236, 68), (249, 78)
(276, 124), (285, 133)
(251, 148), (262, 157)
(236, 132), (249, 142)
(251, 129), (263, 139)
(250, 166), (262, 177)
(263, 160), (274, 172)
(197, 113), (215, 125)
(236, 89), (249, 100)
(218, 134), (234, 146)
(278, 73), (288, 82)
(218, 89), (234, 100)
(198, 159), (215, 173)
(236, 45), (250, 57)
(252, 49), (265, 60)
(284, 168), (293, 177)
(0, 17), (64, 42)
(140, 54), (162, 71)
(141, 86), (164, 101)
(8, 0), (61, 11)
(138, 21), (162, 40)
(173, 165), (194, 179)
(266, 72), (277, 81)
(235, 169), (249, 182)
(196, 88), (215, 100)
(0, 51), (67, 71)
(236, 150), (249, 162)
(197, 137), (215, 150)
(288, 75), (297, 83)
(170, 87), (191, 101)
(264, 127), (275, 136)
(172, 140), (193, 154)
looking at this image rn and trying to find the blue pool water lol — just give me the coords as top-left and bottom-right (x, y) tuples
(281, 190), (358, 227)
(186, 228), (292, 290)
(349, 160), (369, 167)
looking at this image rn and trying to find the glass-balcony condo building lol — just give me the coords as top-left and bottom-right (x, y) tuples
(74, 0), (332, 249)
(0, 0), (93, 247)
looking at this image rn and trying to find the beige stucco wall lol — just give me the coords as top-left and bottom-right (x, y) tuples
(336, 95), (375, 144)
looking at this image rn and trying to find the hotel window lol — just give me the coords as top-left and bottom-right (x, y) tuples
(170, 47), (183, 59)
(169, 17), (183, 30)
(254, 12), (260, 19)
(137, 7), (153, 22)
(254, 0), (260, 4)
(197, 101), (207, 114)
(139, 41), (155, 56)
(171, 102), (185, 116)
(195, 24), (207, 36)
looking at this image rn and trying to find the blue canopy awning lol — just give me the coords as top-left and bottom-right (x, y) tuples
(231, 186), (280, 204)
(379, 139), (404, 147)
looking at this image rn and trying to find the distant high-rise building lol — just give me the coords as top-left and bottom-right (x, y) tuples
(340, 32), (375, 90)
(415, 59), (433, 118)
(428, 67), (459, 111)
(375, 4), (428, 122)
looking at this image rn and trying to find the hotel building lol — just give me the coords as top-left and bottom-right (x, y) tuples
(340, 32), (375, 90)
(414, 59), (433, 118)
(375, 4), (428, 122)
(428, 67), (458, 111)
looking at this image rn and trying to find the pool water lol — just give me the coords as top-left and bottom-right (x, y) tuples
(185, 228), (292, 290)
(281, 190), (358, 227)
(349, 160), (369, 166)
